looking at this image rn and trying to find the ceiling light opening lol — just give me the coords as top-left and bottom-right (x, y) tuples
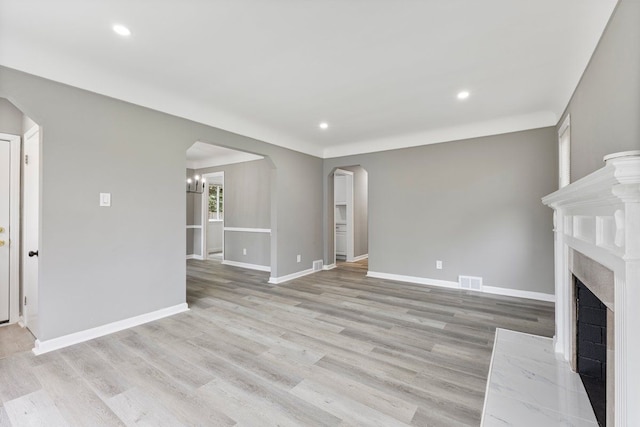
(457, 91), (470, 100)
(319, 122), (329, 130)
(113, 24), (131, 37)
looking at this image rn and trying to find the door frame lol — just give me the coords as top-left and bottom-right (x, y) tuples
(202, 171), (224, 260)
(333, 168), (354, 265)
(22, 125), (40, 337)
(0, 132), (21, 324)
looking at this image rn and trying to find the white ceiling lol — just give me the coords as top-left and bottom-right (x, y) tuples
(0, 0), (617, 158)
(186, 142), (263, 170)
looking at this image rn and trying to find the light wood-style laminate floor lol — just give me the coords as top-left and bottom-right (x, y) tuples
(0, 259), (554, 426)
(0, 324), (34, 360)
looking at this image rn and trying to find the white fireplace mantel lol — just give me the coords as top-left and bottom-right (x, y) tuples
(542, 150), (640, 427)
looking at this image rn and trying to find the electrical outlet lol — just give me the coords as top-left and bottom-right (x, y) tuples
(297, 254), (301, 263)
(436, 260), (443, 270)
(243, 248), (247, 255)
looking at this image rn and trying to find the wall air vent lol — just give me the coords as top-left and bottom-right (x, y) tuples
(459, 275), (483, 291)
(313, 260), (324, 271)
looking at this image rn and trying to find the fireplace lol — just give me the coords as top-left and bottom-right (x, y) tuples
(542, 151), (640, 427)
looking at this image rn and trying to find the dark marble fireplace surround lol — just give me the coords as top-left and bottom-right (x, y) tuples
(571, 250), (614, 427)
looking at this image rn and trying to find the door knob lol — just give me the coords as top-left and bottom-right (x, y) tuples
(28, 250), (38, 257)
(0, 241), (5, 247)
(0, 227), (4, 232)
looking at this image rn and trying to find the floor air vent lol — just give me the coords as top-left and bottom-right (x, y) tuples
(312, 260), (323, 271)
(459, 275), (483, 291)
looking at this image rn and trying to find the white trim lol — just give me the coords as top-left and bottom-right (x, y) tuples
(558, 114), (571, 188)
(603, 150), (640, 162)
(269, 267), (315, 284)
(366, 271), (460, 289)
(185, 225), (202, 229)
(482, 286), (555, 302)
(366, 271), (554, 302)
(24, 125), (39, 140)
(349, 254), (368, 262)
(322, 263), (336, 271)
(221, 260), (270, 272)
(0, 133), (21, 324)
(32, 303), (189, 355)
(224, 227), (271, 233)
(480, 328), (500, 426)
(557, 114), (571, 137)
(9, 134), (19, 324)
(186, 254), (199, 260)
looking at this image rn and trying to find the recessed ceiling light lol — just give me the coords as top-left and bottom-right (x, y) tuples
(457, 91), (470, 100)
(113, 24), (131, 37)
(319, 122), (329, 130)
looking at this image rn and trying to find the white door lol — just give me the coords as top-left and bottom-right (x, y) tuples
(0, 139), (10, 323)
(23, 127), (39, 337)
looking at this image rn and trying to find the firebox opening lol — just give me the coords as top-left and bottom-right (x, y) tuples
(575, 278), (607, 426)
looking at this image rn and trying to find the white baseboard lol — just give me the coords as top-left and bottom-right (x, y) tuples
(269, 267), (316, 284)
(367, 271), (459, 289)
(32, 303), (189, 355)
(349, 254), (369, 262)
(366, 271), (555, 302)
(323, 263), (336, 271)
(222, 260), (271, 272)
(186, 254), (196, 260)
(482, 286), (555, 302)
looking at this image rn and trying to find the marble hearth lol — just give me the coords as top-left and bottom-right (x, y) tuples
(542, 151), (640, 426)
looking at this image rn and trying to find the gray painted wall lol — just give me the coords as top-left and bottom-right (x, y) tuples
(0, 98), (23, 135)
(558, 0), (640, 181)
(197, 159), (271, 267)
(273, 148), (323, 274)
(197, 159), (270, 228)
(0, 66), (323, 341)
(224, 232), (271, 267)
(207, 221), (223, 253)
(324, 127), (557, 294)
(23, 115), (37, 134)
(185, 168), (202, 256)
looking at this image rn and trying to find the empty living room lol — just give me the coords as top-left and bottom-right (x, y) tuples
(0, 0), (638, 426)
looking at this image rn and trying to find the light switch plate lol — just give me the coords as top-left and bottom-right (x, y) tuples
(100, 193), (111, 207)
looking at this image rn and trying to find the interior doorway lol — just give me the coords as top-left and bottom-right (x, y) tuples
(22, 125), (40, 337)
(185, 141), (274, 275)
(334, 169), (354, 262)
(332, 166), (368, 267)
(0, 97), (40, 341)
(0, 133), (20, 325)
(203, 172), (224, 261)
